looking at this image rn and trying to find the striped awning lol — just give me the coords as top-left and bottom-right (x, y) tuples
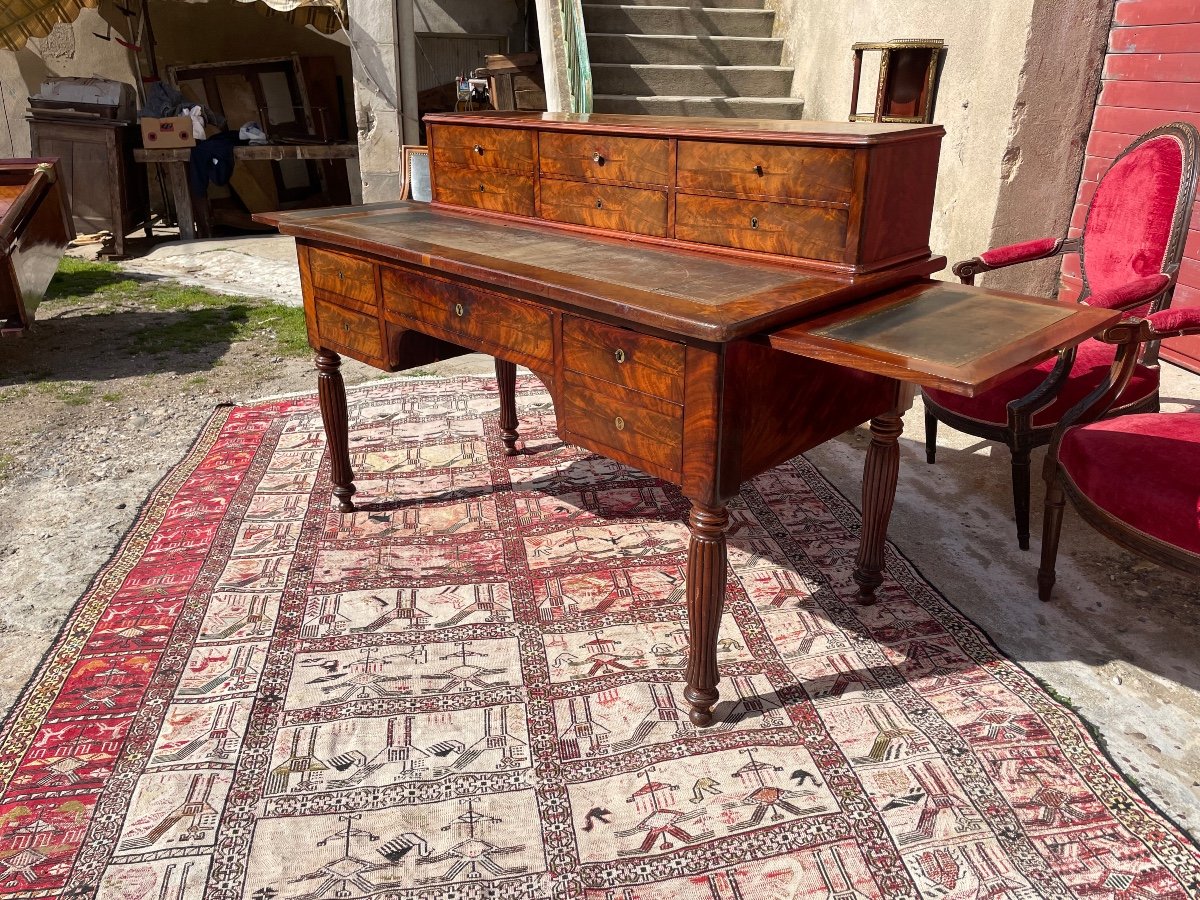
(0, 0), (345, 52)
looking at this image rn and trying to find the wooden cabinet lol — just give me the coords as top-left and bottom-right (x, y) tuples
(425, 112), (942, 274)
(28, 117), (149, 259)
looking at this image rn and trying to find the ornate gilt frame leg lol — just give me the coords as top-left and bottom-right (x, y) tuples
(1038, 475), (1066, 602)
(684, 501), (728, 727)
(495, 357), (520, 456)
(853, 409), (904, 605)
(1011, 447), (1032, 551)
(315, 348), (357, 513)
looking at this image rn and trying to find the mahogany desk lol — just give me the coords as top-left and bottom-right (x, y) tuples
(262, 200), (1115, 727)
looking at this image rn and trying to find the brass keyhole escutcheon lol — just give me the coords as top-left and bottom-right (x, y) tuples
(750, 217), (759, 229)
(479, 183), (486, 192)
(754, 164), (764, 176)
(614, 416), (625, 431)
(473, 144), (484, 154)
(613, 348), (626, 364)
(454, 302), (465, 317)
(595, 198), (603, 209)
(341, 321), (350, 331)
(592, 151), (605, 165)
(337, 271), (344, 280)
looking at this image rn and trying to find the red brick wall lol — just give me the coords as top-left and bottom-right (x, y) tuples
(1064, 0), (1200, 371)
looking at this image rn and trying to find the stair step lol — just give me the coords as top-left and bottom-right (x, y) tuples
(586, 0), (764, 7)
(581, 5), (774, 38)
(591, 63), (792, 97)
(588, 33), (784, 66)
(592, 94), (805, 118)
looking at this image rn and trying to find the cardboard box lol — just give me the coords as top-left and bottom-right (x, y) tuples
(140, 116), (196, 148)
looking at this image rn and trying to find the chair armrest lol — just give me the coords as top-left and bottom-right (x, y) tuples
(953, 237), (1078, 285)
(1086, 273), (1171, 311)
(1142, 306), (1200, 338)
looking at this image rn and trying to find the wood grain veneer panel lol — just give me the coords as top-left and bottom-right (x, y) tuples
(677, 141), (856, 204)
(312, 295), (386, 365)
(430, 124), (535, 172)
(562, 315), (685, 401)
(540, 179), (668, 237)
(538, 132), (671, 185)
(560, 369), (683, 472)
(381, 266), (553, 365)
(675, 194), (847, 261)
(433, 167), (535, 217)
(307, 247), (378, 306)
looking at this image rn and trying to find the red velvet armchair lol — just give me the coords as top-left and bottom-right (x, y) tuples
(1038, 308), (1200, 601)
(923, 122), (1199, 549)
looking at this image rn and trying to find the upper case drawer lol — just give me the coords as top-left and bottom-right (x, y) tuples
(539, 132), (671, 185)
(307, 248), (377, 306)
(540, 180), (668, 238)
(562, 316), (684, 402)
(675, 194), (848, 262)
(381, 267), (553, 365)
(433, 167), (535, 217)
(431, 125), (535, 172)
(677, 141), (856, 204)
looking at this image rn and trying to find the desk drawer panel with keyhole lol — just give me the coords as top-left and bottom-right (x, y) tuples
(676, 141), (856, 204)
(562, 316), (685, 402)
(674, 194), (848, 262)
(560, 370), (683, 473)
(538, 132), (671, 185)
(307, 248), (378, 307)
(313, 295), (386, 365)
(433, 166), (535, 217)
(430, 124), (535, 172)
(381, 267), (553, 366)
(540, 180), (668, 237)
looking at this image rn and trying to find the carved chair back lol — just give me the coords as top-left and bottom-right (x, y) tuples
(1079, 123), (1198, 314)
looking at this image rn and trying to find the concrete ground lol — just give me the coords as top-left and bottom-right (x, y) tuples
(10, 233), (1200, 837)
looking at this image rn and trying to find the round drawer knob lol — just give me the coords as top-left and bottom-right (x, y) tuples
(750, 217), (759, 229)
(592, 151), (605, 165)
(613, 348), (626, 364)
(614, 416), (625, 431)
(473, 144), (484, 154)
(454, 302), (465, 317)
(753, 164), (764, 176)
(595, 198), (604, 209)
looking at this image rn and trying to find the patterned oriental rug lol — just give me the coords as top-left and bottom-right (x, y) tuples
(1, 376), (1197, 900)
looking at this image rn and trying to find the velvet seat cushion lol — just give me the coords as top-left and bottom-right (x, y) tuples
(1059, 413), (1200, 555)
(924, 336), (1158, 428)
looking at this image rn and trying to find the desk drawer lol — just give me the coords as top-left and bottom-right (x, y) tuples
(677, 140), (856, 204)
(561, 370), (682, 472)
(434, 166), (535, 217)
(313, 295), (384, 363)
(563, 316), (684, 402)
(540, 179), (668, 237)
(539, 131), (671, 185)
(431, 124), (534, 173)
(307, 248), (377, 307)
(675, 194), (848, 262)
(381, 267), (553, 365)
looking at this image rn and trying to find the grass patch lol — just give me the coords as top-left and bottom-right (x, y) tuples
(101, 392), (123, 402)
(36, 381), (95, 406)
(0, 453), (15, 482)
(47, 258), (308, 358)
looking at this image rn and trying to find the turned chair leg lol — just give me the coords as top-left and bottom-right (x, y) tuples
(1038, 475), (1067, 602)
(924, 408), (938, 464)
(1010, 447), (1032, 551)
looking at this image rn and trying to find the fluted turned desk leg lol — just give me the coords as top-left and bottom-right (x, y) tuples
(495, 358), (520, 456)
(853, 410), (904, 605)
(316, 348), (356, 513)
(684, 502), (729, 727)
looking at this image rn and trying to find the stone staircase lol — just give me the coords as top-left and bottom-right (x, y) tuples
(583, 0), (803, 118)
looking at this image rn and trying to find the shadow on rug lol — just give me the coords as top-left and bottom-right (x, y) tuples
(1, 376), (1197, 900)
